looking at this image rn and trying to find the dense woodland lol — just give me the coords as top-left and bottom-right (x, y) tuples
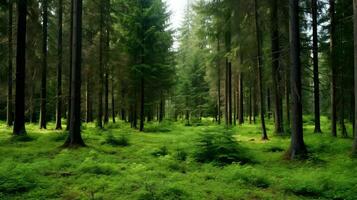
(0, 0), (357, 199)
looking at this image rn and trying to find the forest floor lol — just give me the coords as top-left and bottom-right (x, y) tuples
(0, 117), (357, 200)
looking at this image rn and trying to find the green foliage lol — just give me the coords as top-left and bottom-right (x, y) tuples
(151, 146), (169, 157)
(103, 134), (129, 147)
(194, 130), (252, 165)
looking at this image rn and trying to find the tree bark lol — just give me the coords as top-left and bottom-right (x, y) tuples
(271, 0), (284, 134)
(66, 0), (74, 131)
(13, 0), (27, 135)
(97, 0), (105, 129)
(255, 0), (268, 140)
(40, 0), (48, 129)
(238, 72), (244, 124)
(86, 77), (93, 122)
(288, 0), (307, 159)
(56, 0), (63, 130)
(64, 0), (85, 147)
(7, 1), (13, 127)
(312, 0), (321, 133)
(140, 78), (145, 131)
(111, 74), (116, 123)
(217, 34), (221, 125)
(330, 0), (337, 137)
(353, 0), (357, 156)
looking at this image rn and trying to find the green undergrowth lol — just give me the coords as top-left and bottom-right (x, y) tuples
(0, 117), (356, 200)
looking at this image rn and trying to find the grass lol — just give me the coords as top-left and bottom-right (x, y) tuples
(0, 117), (356, 200)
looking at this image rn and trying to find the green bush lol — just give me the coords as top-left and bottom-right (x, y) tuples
(174, 149), (188, 161)
(0, 165), (37, 195)
(103, 134), (129, 147)
(151, 146), (169, 157)
(194, 131), (252, 165)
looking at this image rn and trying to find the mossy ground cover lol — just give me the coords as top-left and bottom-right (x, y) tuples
(0, 117), (356, 200)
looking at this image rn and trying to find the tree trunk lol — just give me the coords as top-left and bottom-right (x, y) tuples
(312, 0), (321, 133)
(255, 0), (268, 140)
(13, 0), (27, 135)
(86, 77), (93, 122)
(217, 35), (221, 125)
(56, 0), (63, 130)
(249, 86), (252, 124)
(40, 0), (48, 129)
(7, 1), (13, 127)
(111, 74), (116, 123)
(64, 0), (85, 147)
(353, 0), (357, 156)
(330, 0), (337, 137)
(271, 0), (284, 134)
(97, 0), (105, 129)
(140, 78), (145, 131)
(66, 0), (74, 131)
(238, 72), (244, 124)
(288, 0), (307, 159)
(228, 62), (233, 125)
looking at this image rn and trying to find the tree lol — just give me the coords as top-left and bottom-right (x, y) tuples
(39, 0), (48, 129)
(352, 0), (357, 156)
(254, 0), (268, 140)
(56, 0), (63, 130)
(288, 0), (307, 159)
(330, 0), (337, 137)
(13, 0), (27, 136)
(271, 0), (284, 134)
(7, 0), (13, 127)
(64, 0), (85, 147)
(312, 0), (322, 133)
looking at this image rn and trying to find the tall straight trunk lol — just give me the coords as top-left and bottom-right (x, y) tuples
(267, 88), (271, 119)
(40, 0), (48, 129)
(64, 0), (85, 147)
(249, 86), (252, 124)
(7, 1), (13, 127)
(253, 84), (257, 123)
(56, 0), (63, 130)
(285, 64), (290, 125)
(271, 0), (284, 134)
(13, 0), (27, 135)
(111, 74), (116, 123)
(66, 0), (74, 130)
(86, 77), (93, 122)
(217, 35), (221, 125)
(97, 1), (104, 128)
(288, 0), (307, 159)
(352, 0), (357, 156)
(228, 62), (233, 125)
(225, 59), (229, 126)
(159, 93), (164, 122)
(254, 0), (268, 140)
(140, 78), (145, 131)
(312, 0), (321, 133)
(238, 72), (244, 124)
(104, 31), (109, 124)
(330, 0), (337, 137)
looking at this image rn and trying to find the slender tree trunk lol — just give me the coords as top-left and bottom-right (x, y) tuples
(111, 74), (116, 123)
(267, 88), (271, 119)
(255, 0), (268, 140)
(64, 0), (85, 147)
(249, 86), (252, 124)
(86, 77), (93, 122)
(312, 0), (321, 133)
(330, 0), (337, 137)
(7, 1), (13, 127)
(217, 35), (221, 125)
(56, 0), (63, 130)
(238, 72), (244, 124)
(97, 1), (104, 129)
(13, 0), (27, 135)
(140, 78), (145, 131)
(225, 59), (229, 126)
(352, 0), (357, 156)
(271, 0), (284, 134)
(288, 0), (307, 159)
(228, 62), (233, 125)
(159, 94), (164, 122)
(66, 0), (74, 131)
(40, 0), (48, 129)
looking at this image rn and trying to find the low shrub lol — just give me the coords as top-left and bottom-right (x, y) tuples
(151, 146), (169, 157)
(194, 131), (252, 165)
(103, 134), (129, 147)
